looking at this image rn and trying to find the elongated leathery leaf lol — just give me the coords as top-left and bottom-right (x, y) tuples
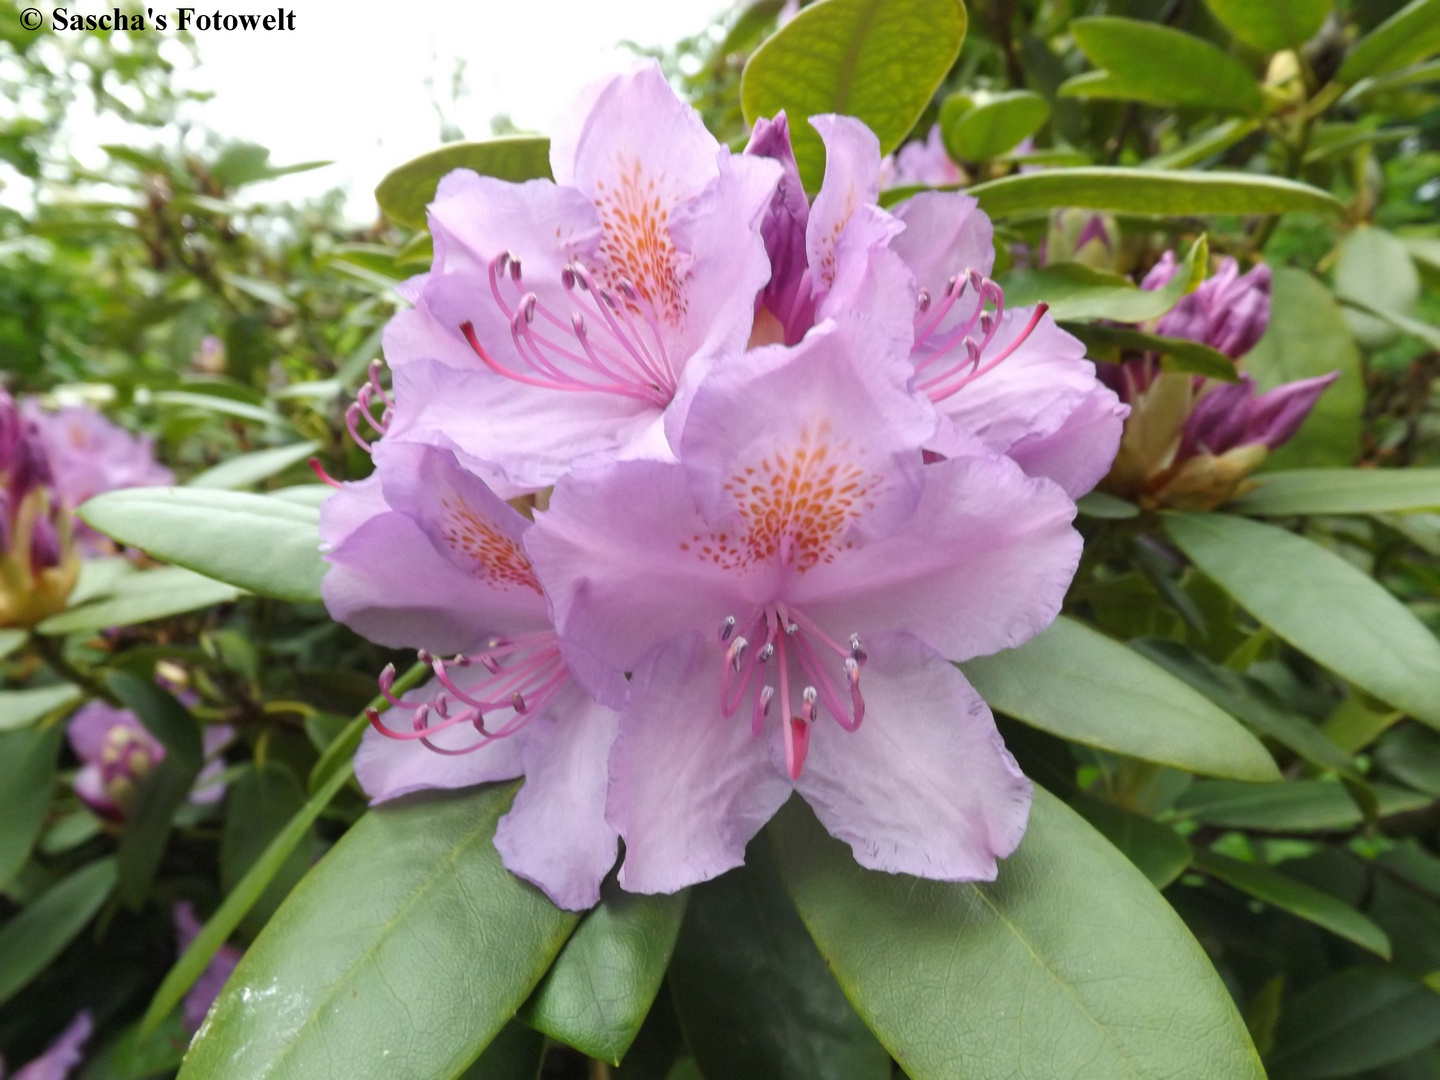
(1192, 848), (1390, 957)
(1268, 967), (1440, 1078)
(965, 168), (1342, 220)
(177, 784), (578, 1080)
(1166, 513), (1440, 730)
(1063, 18), (1266, 116)
(1000, 235), (1206, 323)
(960, 616), (1279, 781)
(79, 487), (324, 604)
(187, 441), (321, 490)
(375, 137), (553, 229)
(1175, 779), (1429, 831)
(0, 858), (117, 1006)
(1204, 0), (1333, 53)
(0, 723), (65, 890)
(1338, 0), (1440, 83)
(1069, 793), (1191, 889)
(1231, 468), (1440, 516)
(771, 790), (1266, 1080)
(741, 0), (967, 190)
(0, 684), (82, 733)
(37, 567), (242, 636)
(519, 884), (688, 1065)
(141, 662), (428, 1038)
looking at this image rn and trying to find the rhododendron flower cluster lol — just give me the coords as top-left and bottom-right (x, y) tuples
(1101, 252), (1338, 510)
(319, 62), (1123, 909)
(1, 389), (79, 627)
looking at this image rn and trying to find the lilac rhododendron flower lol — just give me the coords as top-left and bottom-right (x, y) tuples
(22, 399), (173, 555)
(68, 701), (233, 820)
(748, 115), (1126, 500)
(320, 437), (621, 910)
(0, 1012), (91, 1080)
(527, 318), (1080, 893)
(1100, 252), (1337, 510)
(373, 60), (781, 494)
(878, 124), (965, 190)
(0, 389), (78, 627)
(174, 902), (243, 1032)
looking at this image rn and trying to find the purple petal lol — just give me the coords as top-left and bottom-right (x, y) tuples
(1246, 371), (1341, 450)
(890, 190), (995, 301)
(806, 115), (889, 303)
(72, 764), (118, 818)
(183, 945), (242, 1033)
(885, 124), (965, 189)
(10, 1012), (91, 1080)
(745, 111), (814, 345)
(791, 632), (1031, 880)
(66, 701), (143, 765)
(493, 687), (621, 910)
(1178, 375), (1256, 459)
(791, 452), (1080, 663)
(608, 632), (791, 894)
(1005, 385), (1128, 499)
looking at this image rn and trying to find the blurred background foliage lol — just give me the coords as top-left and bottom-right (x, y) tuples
(2, 0), (1440, 1077)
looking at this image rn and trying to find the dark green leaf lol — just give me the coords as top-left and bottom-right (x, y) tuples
(221, 763), (318, 932)
(1166, 513), (1440, 729)
(117, 752), (202, 910)
(740, 0), (967, 189)
(375, 138), (553, 230)
(968, 168), (1341, 220)
(456, 1021), (545, 1080)
(0, 723), (64, 889)
(1203, 0), (1333, 52)
(1063, 18), (1266, 115)
(1191, 848), (1390, 957)
(0, 858), (117, 1006)
(187, 441), (322, 490)
(1132, 639), (1357, 776)
(1269, 967), (1440, 1078)
(1077, 491), (1140, 519)
(0, 684), (82, 732)
(79, 488), (323, 604)
(669, 838), (889, 1080)
(519, 885), (687, 1065)
(1243, 267), (1362, 467)
(1062, 322), (1239, 380)
(613, 992), (684, 1080)
(1069, 793), (1191, 888)
(1000, 235), (1205, 321)
(177, 784), (579, 1080)
(960, 616), (1280, 781)
(940, 90), (1050, 162)
(1376, 725), (1440, 796)
(1338, 0), (1440, 83)
(1232, 468), (1440, 515)
(37, 567), (242, 636)
(771, 789), (1265, 1080)
(1174, 778), (1429, 830)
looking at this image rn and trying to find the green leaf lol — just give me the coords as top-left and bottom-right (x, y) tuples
(1132, 639), (1357, 776)
(0, 628), (25, 659)
(0, 724), (64, 889)
(967, 168), (1341, 220)
(0, 684), (83, 732)
(1063, 18), (1266, 116)
(940, 90), (1050, 163)
(519, 885), (688, 1065)
(153, 390), (287, 427)
(141, 662), (429, 1038)
(1061, 322), (1239, 380)
(1376, 724), (1440, 796)
(1077, 491), (1140, 519)
(740, 0), (967, 190)
(79, 487), (323, 604)
(668, 840), (889, 1080)
(1338, 0), (1440, 83)
(1334, 226), (1421, 348)
(960, 616), (1280, 781)
(1233, 468), (1440, 516)
(0, 858), (117, 1006)
(999, 235), (1205, 322)
(771, 789), (1265, 1080)
(38, 566), (241, 636)
(1242, 268), (1362, 467)
(177, 785), (579, 1080)
(457, 1021), (545, 1079)
(1192, 848), (1390, 957)
(1203, 0), (1333, 52)
(221, 763), (319, 932)
(187, 441), (322, 490)
(1174, 778), (1429, 830)
(1069, 793), (1191, 888)
(1268, 967), (1440, 1078)
(1165, 513), (1440, 729)
(375, 138), (553, 230)
(1341, 295), (1440, 352)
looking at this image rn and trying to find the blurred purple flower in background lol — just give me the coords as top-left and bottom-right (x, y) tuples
(879, 124), (965, 190)
(0, 1012), (91, 1080)
(173, 902), (243, 1033)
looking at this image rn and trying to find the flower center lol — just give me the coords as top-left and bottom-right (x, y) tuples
(716, 605), (866, 781)
(458, 252), (678, 410)
(910, 269), (1048, 403)
(100, 725), (159, 801)
(367, 632), (570, 756)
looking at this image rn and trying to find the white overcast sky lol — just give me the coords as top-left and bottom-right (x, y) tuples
(66, 0), (730, 221)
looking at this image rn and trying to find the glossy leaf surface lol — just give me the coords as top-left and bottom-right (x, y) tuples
(375, 137), (553, 229)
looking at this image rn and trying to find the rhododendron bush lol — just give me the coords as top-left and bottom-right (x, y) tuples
(5, 0), (1440, 1077)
